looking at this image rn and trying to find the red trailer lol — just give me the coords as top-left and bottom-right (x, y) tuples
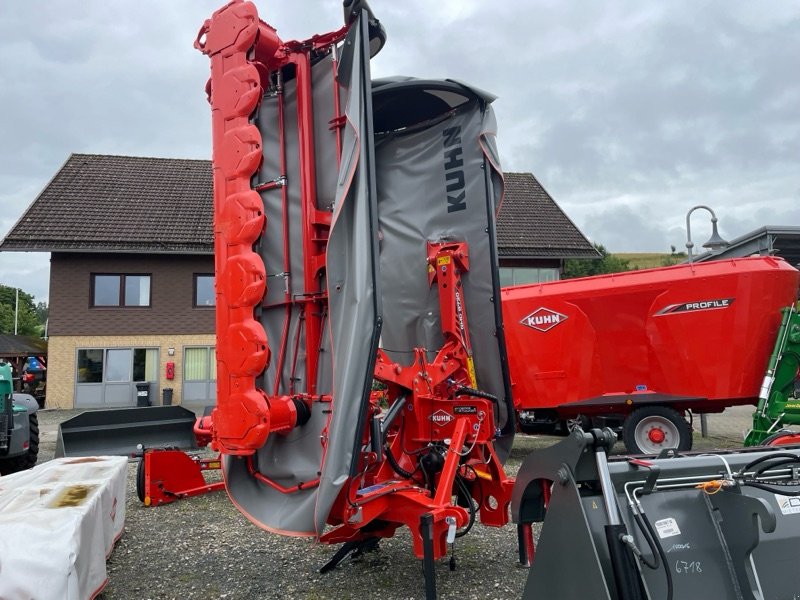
(502, 256), (799, 453)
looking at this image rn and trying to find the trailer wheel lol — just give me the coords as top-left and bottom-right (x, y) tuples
(136, 457), (146, 503)
(763, 430), (800, 446)
(622, 406), (692, 455)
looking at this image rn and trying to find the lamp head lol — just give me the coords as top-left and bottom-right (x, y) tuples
(702, 219), (729, 251)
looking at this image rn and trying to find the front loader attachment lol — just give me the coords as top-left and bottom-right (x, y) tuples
(513, 429), (800, 600)
(746, 305), (800, 446)
(55, 406), (199, 458)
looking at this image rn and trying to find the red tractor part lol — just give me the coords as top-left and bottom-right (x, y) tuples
(136, 449), (225, 507)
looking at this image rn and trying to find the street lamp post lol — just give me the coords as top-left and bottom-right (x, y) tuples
(685, 205), (729, 263)
(685, 205), (730, 437)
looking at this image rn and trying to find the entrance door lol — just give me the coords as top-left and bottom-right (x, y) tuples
(75, 347), (159, 407)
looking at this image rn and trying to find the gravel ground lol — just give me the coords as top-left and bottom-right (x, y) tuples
(35, 409), (747, 599)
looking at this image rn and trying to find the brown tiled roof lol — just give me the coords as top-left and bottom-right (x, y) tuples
(498, 172), (599, 259)
(1, 156), (597, 261)
(0, 154), (214, 254)
(0, 335), (47, 358)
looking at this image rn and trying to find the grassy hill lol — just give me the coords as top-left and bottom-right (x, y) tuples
(615, 252), (686, 270)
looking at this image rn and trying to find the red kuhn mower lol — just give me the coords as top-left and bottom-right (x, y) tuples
(56, 1), (800, 597)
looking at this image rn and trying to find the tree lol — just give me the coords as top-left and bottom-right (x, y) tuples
(661, 245), (687, 267)
(0, 284), (45, 336)
(563, 243), (631, 279)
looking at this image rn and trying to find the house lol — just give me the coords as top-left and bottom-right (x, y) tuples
(497, 172), (599, 284)
(693, 225), (800, 269)
(0, 154), (596, 409)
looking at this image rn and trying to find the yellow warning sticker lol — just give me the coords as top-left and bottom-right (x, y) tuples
(467, 356), (477, 388)
(437, 256), (451, 266)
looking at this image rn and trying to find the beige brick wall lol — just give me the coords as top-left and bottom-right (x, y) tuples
(46, 334), (216, 409)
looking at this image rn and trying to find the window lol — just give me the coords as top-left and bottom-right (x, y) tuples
(499, 267), (559, 287)
(184, 347), (216, 381)
(92, 274), (151, 307)
(77, 349), (104, 383)
(105, 349), (132, 382)
(194, 274), (215, 307)
(133, 348), (158, 381)
(183, 346), (217, 405)
(76, 347), (158, 383)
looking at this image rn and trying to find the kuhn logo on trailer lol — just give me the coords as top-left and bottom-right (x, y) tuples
(656, 298), (735, 316)
(520, 308), (568, 332)
(429, 410), (454, 424)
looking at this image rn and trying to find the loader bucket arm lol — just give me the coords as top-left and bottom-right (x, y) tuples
(747, 304), (800, 445)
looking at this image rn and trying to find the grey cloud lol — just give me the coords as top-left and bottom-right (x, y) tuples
(1, 0), (798, 301)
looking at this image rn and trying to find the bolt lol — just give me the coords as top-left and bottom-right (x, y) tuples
(557, 467), (569, 485)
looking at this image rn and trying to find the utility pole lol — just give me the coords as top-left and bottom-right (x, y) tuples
(14, 287), (19, 335)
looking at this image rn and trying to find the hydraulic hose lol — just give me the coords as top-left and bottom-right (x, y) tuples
(637, 508), (673, 600)
(739, 452), (800, 495)
(630, 512), (660, 570)
(454, 385), (499, 404)
(741, 452), (800, 474)
(384, 441), (416, 480)
(454, 475), (476, 538)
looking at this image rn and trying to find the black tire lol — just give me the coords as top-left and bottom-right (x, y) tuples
(0, 413), (39, 475)
(622, 406), (692, 455)
(136, 456), (146, 503)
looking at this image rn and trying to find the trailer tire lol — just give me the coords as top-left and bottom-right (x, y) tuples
(622, 406), (692, 455)
(763, 430), (800, 446)
(0, 413), (39, 475)
(136, 457), (146, 503)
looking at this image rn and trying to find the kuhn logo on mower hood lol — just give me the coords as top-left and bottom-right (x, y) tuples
(521, 308), (567, 332)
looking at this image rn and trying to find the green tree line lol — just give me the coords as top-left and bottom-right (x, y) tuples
(0, 284), (47, 336)
(563, 243), (631, 279)
(563, 243), (687, 279)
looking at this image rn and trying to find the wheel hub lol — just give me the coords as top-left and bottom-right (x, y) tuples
(648, 428), (666, 444)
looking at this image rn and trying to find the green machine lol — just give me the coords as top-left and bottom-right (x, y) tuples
(746, 305), (800, 446)
(0, 360), (39, 475)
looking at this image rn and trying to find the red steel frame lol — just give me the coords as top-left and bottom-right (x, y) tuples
(197, 0), (515, 564)
(141, 449), (225, 507)
(195, 2), (347, 455)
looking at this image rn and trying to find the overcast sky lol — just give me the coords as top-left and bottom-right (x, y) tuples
(1, 1), (798, 303)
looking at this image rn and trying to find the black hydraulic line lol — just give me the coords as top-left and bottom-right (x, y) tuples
(454, 385), (499, 404)
(453, 384), (502, 430)
(740, 452), (800, 474)
(638, 508), (674, 600)
(737, 452), (800, 494)
(630, 512), (660, 570)
(454, 476), (476, 538)
(384, 441), (416, 480)
(751, 456), (800, 478)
